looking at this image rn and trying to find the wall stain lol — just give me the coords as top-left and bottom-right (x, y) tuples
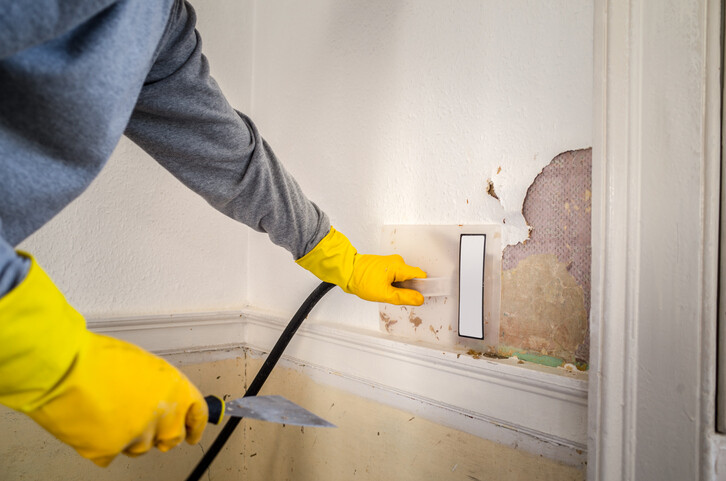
(408, 311), (423, 329)
(486, 179), (500, 200)
(380, 312), (397, 333)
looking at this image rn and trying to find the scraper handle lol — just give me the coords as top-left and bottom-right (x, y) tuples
(205, 395), (225, 425)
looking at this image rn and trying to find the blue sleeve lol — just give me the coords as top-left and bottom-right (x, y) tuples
(0, 237), (30, 299)
(0, 1), (119, 59)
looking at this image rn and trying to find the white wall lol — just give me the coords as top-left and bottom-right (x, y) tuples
(17, 0), (255, 318)
(246, 0), (593, 329)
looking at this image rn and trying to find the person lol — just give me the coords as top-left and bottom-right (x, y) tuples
(0, 0), (426, 467)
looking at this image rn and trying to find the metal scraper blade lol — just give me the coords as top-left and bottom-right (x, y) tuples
(224, 395), (336, 428)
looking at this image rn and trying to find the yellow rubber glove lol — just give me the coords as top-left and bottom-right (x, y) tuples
(0, 254), (207, 467)
(296, 227), (427, 306)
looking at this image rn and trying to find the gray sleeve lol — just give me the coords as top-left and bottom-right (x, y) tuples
(124, 1), (329, 260)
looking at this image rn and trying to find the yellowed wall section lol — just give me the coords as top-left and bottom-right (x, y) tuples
(0, 351), (583, 481)
(246, 358), (584, 481)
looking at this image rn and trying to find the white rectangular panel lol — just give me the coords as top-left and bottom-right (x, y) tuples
(458, 234), (486, 339)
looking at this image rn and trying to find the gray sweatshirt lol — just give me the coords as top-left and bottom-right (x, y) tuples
(0, 0), (330, 298)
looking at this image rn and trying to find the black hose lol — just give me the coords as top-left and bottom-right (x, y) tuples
(185, 281), (336, 481)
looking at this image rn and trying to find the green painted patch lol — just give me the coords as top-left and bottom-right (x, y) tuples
(511, 351), (565, 367)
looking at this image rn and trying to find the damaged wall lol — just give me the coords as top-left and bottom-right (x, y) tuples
(499, 149), (591, 364)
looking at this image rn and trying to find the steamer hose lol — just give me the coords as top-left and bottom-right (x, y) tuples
(185, 282), (335, 481)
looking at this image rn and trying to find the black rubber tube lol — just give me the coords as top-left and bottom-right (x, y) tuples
(185, 281), (336, 481)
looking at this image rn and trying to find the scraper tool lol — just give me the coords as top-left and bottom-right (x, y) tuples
(205, 395), (336, 428)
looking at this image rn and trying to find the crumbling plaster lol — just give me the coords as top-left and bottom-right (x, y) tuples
(501, 149), (592, 363)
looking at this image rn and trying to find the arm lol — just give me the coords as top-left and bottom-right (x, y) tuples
(125, 1), (425, 304)
(125, 1), (328, 259)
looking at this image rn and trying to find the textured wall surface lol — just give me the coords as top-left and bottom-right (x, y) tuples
(245, 0), (593, 329)
(501, 149), (592, 363)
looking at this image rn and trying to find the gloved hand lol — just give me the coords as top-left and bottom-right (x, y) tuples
(296, 227), (427, 306)
(0, 254), (207, 467)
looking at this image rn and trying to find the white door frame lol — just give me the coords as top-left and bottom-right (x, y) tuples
(589, 0), (723, 479)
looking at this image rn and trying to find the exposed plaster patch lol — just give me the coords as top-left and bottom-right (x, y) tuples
(500, 254), (588, 364)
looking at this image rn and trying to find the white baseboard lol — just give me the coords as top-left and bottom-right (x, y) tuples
(88, 308), (587, 467)
(88, 311), (247, 352)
